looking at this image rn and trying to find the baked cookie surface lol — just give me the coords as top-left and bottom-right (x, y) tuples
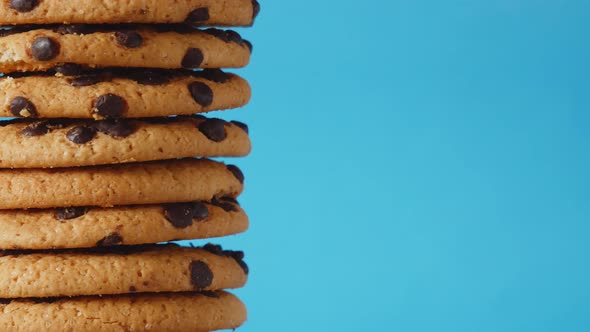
(0, 291), (246, 332)
(0, 0), (260, 26)
(0, 116), (250, 168)
(0, 197), (248, 249)
(0, 158), (245, 209)
(0, 25), (251, 72)
(0, 244), (248, 298)
(0, 68), (251, 118)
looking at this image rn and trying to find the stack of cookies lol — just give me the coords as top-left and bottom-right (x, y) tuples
(0, 1), (259, 331)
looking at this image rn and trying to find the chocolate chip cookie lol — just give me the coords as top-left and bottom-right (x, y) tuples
(0, 244), (248, 298)
(0, 116), (250, 168)
(0, 68), (250, 118)
(0, 26), (251, 72)
(0, 158), (244, 209)
(0, 0), (260, 26)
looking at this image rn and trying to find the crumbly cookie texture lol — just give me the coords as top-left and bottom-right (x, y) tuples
(0, 158), (245, 209)
(0, 0), (260, 26)
(0, 116), (251, 168)
(0, 69), (251, 118)
(0, 291), (246, 332)
(0, 198), (248, 250)
(0, 26), (251, 72)
(0, 244), (248, 298)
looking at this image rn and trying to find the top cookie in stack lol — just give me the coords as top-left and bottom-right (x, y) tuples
(0, 1), (259, 331)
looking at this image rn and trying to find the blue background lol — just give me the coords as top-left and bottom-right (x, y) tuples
(188, 1), (590, 331)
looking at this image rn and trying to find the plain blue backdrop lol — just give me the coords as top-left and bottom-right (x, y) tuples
(184, 1), (590, 331)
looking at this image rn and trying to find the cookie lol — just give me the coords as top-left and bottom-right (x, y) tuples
(0, 244), (248, 298)
(0, 198), (248, 250)
(0, 116), (251, 168)
(0, 68), (251, 119)
(0, 291), (246, 332)
(0, 26), (251, 72)
(0, 158), (244, 209)
(0, 0), (260, 26)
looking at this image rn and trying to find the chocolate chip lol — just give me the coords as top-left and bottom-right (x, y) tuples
(93, 94), (127, 119)
(198, 118), (227, 142)
(252, 0), (261, 20)
(10, 97), (38, 117)
(94, 119), (135, 138)
(55, 207), (89, 220)
(10, 0), (38, 12)
(130, 70), (170, 85)
(186, 8), (210, 24)
(188, 82), (213, 107)
(21, 121), (50, 136)
(115, 31), (143, 48)
(226, 165), (244, 184)
(201, 291), (219, 298)
(196, 69), (229, 83)
(181, 48), (204, 68)
(231, 121), (249, 134)
(243, 39), (253, 53)
(129, 286), (137, 292)
(203, 243), (224, 256)
(203, 28), (243, 45)
(56, 24), (88, 35)
(236, 259), (249, 274)
(164, 202), (209, 228)
(71, 75), (101, 87)
(54, 63), (84, 76)
(66, 126), (96, 144)
(97, 233), (123, 247)
(31, 36), (60, 61)
(211, 197), (238, 212)
(190, 260), (214, 290)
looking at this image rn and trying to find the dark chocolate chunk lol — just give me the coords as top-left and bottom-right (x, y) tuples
(186, 8), (210, 24)
(252, 0), (261, 20)
(230, 121), (249, 134)
(190, 260), (214, 290)
(129, 70), (170, 85)
(96, 233), (124, 247)
(9, 0), (38, 12)
(211, 197), (238, 212)
(71, 75), (101, 87)
(54, 63), (84, 76)
(203, 28), (243, 45)
(243, 39), (253, 53)
(196, 69), (229, 83)
(94, 119), (135, 138)
(55, 207), (89, 220)
(201, 290), (220, 298)
(226, 164), (244, 184)
(31, 36), (60, 61)
(56, 24), (88, 35)
(21, 121), (50, 136)
(188, 81), (213, 107)
(203, 243), (224, 256)
(181, 48), (204, 68)
(10, 97), (38, 117)
(115, 31), (143, 48)
(164, 202), (209, 228)
(198, 118), (226, 142)
(66, 126), (96, 144)
(93, 94), (127, 118)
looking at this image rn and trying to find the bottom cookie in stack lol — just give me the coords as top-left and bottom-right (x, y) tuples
(0, 245), (249, 331)
(1, 291), (246, 331)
